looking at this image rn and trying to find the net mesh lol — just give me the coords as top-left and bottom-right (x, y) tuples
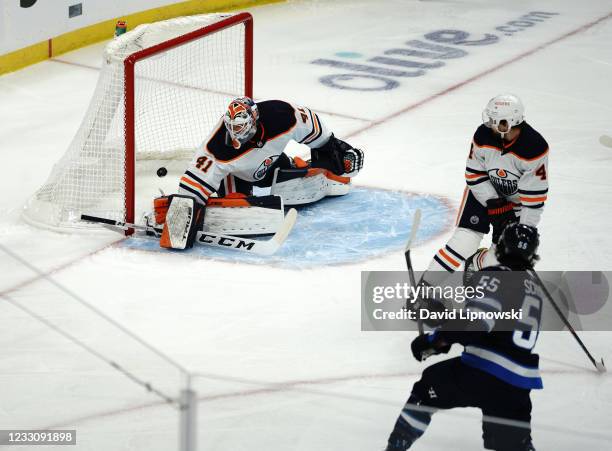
(23, 13), (247, 230)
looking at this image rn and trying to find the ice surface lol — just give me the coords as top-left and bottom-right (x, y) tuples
(121, 188), (452, 268)
(1, 0), (612, 450)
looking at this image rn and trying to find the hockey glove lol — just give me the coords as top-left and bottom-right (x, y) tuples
(486, 198), (517, 244)
(411, 333), (451, 362)
(342, 147), (364, 177)
(311, 135), (364, 176)
(160, 195), (205, 250)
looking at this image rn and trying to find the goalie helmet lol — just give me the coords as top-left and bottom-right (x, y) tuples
(224, 97), (259, 149)
(482, 94), (524, 138)
(496, 222), (540, 267)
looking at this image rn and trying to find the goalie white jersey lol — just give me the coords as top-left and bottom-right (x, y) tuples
(465, 122), (549, 227)
(178, 100), (331, 204)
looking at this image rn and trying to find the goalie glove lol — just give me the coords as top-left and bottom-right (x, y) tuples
(160, 195), (205, 250)
(342, 147), (364, 177)
(311, 135), (364, 177)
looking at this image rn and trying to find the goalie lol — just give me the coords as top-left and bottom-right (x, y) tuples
(155, 97), (364, 249)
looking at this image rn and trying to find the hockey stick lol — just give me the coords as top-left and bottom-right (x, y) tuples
(80, 209), (297, 256)
(599, 134), (612, 148)
(404, 209), (424, 335)
(531, 270), (606, 373)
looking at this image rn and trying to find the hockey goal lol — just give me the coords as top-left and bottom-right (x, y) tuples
(23, 12), (253, 231)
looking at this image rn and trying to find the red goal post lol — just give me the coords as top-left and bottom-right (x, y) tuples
(124, 13), (253, 228)
(23, 13), (253, 232)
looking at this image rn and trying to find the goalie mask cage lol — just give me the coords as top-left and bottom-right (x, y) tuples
(23, 12), (253, 232)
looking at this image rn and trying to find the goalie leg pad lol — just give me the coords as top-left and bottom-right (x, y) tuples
(270, 168), (351, 205)
(325, 171), (352, 197)
(271, 169), (328, 205)
(204, 195), (284, 236)
(160, 195), (204, 250)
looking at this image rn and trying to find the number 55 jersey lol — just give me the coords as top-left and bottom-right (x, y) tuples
(436, 266), (545, 390)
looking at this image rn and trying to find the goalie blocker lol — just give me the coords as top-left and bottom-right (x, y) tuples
(160, 195), (205, 250)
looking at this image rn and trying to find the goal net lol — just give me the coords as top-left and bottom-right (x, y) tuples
(23, 13), (253, 231)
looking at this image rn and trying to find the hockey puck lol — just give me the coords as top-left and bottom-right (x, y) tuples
(157, 167), (168, 177)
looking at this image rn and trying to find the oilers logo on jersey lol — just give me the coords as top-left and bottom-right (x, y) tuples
(488, 168), (519, 196)
(254, 155), (281, 180)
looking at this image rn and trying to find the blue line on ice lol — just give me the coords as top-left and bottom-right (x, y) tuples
(119, 187), (451, 268)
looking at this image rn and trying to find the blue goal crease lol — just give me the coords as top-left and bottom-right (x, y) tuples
(119, 187), (451, 268)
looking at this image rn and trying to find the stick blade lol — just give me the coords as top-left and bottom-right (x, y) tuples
(596, 358), (607, 373)
(272, 208), (297, 246)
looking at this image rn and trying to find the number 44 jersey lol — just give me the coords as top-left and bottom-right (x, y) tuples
(438, 266), (545, 390)
(465, 122), (549, 228)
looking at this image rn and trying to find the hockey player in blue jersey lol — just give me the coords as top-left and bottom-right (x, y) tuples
(386, 223), (542, 451)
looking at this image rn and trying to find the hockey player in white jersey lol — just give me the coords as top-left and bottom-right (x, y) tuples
(155, 97), (364, 249)
(422, 94), (548, 286)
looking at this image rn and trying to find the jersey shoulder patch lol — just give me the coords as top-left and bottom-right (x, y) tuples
(257, 100), (297, 139)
